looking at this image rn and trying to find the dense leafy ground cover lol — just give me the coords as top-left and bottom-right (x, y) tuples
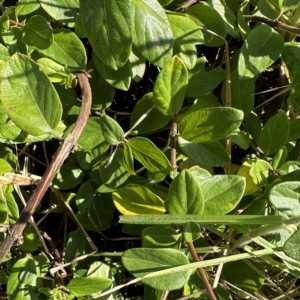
(1, 0), (300, 299)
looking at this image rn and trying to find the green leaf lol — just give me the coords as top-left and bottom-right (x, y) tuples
(22, 15), (53, 50)
(7, 257), (38, 299)
(128, 137), (172, 174)
(99, 114), (125, 146)
(131, 0), (173, 68)
(244, 112), (262, 140)
(229, 130), (251, 150)
(16, 0), (40, 16)
(68, 277), (112, 297)
(179, 107), (243, 143)
(186, 57), (226, 98)
(207, 0), (239, 39)
(130, 92), (171, 134)
(269, 181), (300, 218)
(183, 222), (201, 243)
(37, 58), (70, 83)
(18, 227), (41, 252)
(52, 165), (84, 190)
(99, 147), (133, 188)
(38, 28), (87, 70)
(167, 12), (204, 47)
(0, 53), (62, 136)
(238, 25), (284, 79)
(0, 43), (10, 62)
(290, 66), (300, 112)
(272, 147), (287, 169)
(282, 42), (300, 77)
(0, 186), (8, 223)
(249, 158), (269, 187)
(65, 228), (93, 262)
(0, 158), (13, 175)
(142, 225), (181, 248)
(167, 169), (204, 215)
(80, 0), (132, 70)
(178, 137), (230, 167)
(278, 0), (299, 12)
(288, 119), (300, 142)
(77, 193), (114, 232)
(200, 175), (245, 215)
(223, 260), (265, 293)
(39, 0), (80, 27)
(122, 248), (192, 290)
(186, 4), (226, 47)
(153, 56), (188, 116)
(88, 61), (114, 110)
(284, 229), (300, 261)
(257, 111), (289, 155)
(112, 184), (166, 215)
(77, 117), (108, 150)
(129, 50), (146, 82)
(92, 51), (131, 91)
(227, 69), (255, 116)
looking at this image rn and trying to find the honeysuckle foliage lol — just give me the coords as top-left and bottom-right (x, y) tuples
(1, 0), (300, 299)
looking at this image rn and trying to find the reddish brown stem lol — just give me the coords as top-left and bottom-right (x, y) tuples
(188, 241), (217, 300)
(0, 72), (91, 263)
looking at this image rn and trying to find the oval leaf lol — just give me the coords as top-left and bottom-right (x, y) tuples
(167, 170), (204, 215)
(257, 111), (289, 156)
(122, 248), (192, 290)
(153, 56), (188, 116)
(112, 184), (165, 215)
(132, 0), (173, 68)
(284, 229), (300, 261)
(67, 277), (112, 297)
(0, 54), (62, 136)
(200, 175), (246, 215)
(80, 0), (132, 70)
(128, 137), (172, 174)
(179, 107), (244, 143)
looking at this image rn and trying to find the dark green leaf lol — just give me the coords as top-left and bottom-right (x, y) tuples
(284, 229), (300, 261)
(257, 111), (289, 155)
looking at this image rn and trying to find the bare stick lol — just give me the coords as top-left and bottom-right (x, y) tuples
(0, 72), (92, 263)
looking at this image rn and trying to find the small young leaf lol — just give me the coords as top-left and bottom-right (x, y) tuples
(153, 56), (188, 116)
(67, 277), (112, 297)
(179, 107), (243, 143)
(237, 161), (260, 196)
(80, 0), (132, 70)
(257, 111), (289, 156)
(99, 114), (125, 146)
(122, 248), (192, 290)
(112, 184), (165, 215)
(22, 15), (53, 50)
(183, 222), (201, 243)
(167, 170), (204, 215)
(128, 137), (172, 174)
(131, 0), (173, 68)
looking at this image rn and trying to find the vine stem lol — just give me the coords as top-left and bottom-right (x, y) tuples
(0, 72), (92, 263)
(188, 241), (217, 300)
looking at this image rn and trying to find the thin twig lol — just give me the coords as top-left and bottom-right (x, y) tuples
(0, 72), (92, 263)
(244, 15), (300, 35)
